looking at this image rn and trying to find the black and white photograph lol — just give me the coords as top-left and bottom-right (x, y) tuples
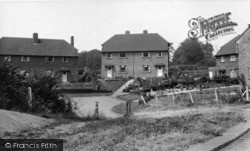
(1, 0), (250, 150)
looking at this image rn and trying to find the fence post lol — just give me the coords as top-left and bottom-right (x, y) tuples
(214, 88), (219, 103)
(246, 86), (249, 102)
(28, 87), (32, 107)
(189, 92), (194, 104)
(141, 94), (147, 105)
(94, 101), (99, 118)
(172, 90), (175, 104)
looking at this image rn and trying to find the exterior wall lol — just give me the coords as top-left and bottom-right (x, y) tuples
(237, 28), (250, 85)
(215, 55), (239, 77)
(101, 51), (168, 78)
(0, 55), (79, 82)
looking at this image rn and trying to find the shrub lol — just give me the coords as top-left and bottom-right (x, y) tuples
(0, 62), (28, 111)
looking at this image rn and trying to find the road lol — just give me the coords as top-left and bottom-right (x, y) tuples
(72, 96), (124, 119)
(220, 124), (250, 151)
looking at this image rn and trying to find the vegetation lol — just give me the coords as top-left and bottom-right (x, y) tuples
(63, 108), (244, 151)
(172, 38), (215, 67)
(0, 62), (76, 114)
(0, 62), (28, 111)
(78, 49), (101, 73)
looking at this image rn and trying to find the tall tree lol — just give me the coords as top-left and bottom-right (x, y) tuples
(79, 49), (102, 72)
(172, 38), (205, 65)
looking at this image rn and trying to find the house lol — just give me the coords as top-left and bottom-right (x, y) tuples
(101, 30), (170, 78)
(211, 35), (240, 79)
(0, 33), (79, 83)
(236, 25), (250, 85)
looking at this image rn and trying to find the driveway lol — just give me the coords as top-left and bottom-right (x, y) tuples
(72, 96), (124, 119)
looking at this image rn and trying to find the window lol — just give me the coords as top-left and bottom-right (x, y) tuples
(20, 70), (30, 77)
(120, 65), (127, 72)
(142, 52), (150, 58)
(220, 56), (225, 62)
(119, 52), (126, 58)
(230, 55), (236, 62)
(45, 56), (54, 62)
(143, 65), (150, 72)
(107, 53), (113, 58)
(4, 56), (11, 61)
(78, 70), (84, 76)
(62, 57), (68, 62)
(230, 69), (237, 78)
(21, 56), (30, 62)
(157, 52), (163, 57)
(45, 70), (54, 77)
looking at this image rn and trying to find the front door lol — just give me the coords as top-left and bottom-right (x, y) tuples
(107, 67), (112, 78)
(62, 71), (67, 82)
(157, 66), (163, 77)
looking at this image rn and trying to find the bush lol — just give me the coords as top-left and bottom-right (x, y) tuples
(0, 63), (28, 111)
(28, 76), (76, 114)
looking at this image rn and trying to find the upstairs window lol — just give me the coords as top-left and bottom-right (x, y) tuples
(143, 65), (150, 72)
(62, 57), (68, 62)
(119, 52), (126, 58)
(157, 52), (163, 57)
(220, 56), (225, 63)
(21, 56), (30, 62)
(107, 53), (113, 58)
(230, 55), (236, 62)
(45, 56), (54, 62)
(120, 65), (127, 72)
(4, 56), (11, 62)
(142, 52), (150, 58)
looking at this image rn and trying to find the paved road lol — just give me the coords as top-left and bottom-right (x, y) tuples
(72, 96), (124, 119)
(220, 129), (250, 151)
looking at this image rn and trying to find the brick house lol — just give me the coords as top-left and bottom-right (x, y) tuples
(0, 33), (79, 83)
(212, 35), (240, 78)
(236, 25), (250, 85)
(101, 30), (170, 78)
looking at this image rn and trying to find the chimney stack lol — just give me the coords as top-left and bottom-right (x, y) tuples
(125, 31), (130, 35)
(143, 30), (148, 34)
(71, 36), (74, 46)
(33, 33), (39, 44)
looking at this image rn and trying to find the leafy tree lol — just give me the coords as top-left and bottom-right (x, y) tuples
(173, 38), (205, 65)
(79, 49), (101, 73)
(0, 62), (28, 110)
(172, 38), (215, 67)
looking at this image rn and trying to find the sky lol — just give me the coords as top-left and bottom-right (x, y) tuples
(0, 0), (250, 53)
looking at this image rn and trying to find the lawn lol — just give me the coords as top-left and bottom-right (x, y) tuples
(63, 107), (245, 151)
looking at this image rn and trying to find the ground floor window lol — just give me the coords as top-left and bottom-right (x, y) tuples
(143, 65), (150, 72)
(218, 70), (226, 75)
(120, 65), (127, 72)
(230, 69), (237, 78)
(45, 70), (54, 77)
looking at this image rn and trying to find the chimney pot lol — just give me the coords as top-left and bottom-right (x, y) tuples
(33, 33), (39, 44)
(125, 31), (130, 35)
(143, 30), (148, 34)
(71, 36), (74, 46)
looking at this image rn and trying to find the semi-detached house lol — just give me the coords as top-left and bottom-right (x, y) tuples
(101, 30), (170, 79)
(0, 33), (79, 83)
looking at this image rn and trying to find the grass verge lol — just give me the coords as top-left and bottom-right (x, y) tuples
(64, 108), (245, 151)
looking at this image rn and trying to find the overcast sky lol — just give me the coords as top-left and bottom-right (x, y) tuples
(0, 0), (250, 53)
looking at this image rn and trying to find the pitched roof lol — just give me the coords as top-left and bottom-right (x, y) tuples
(102, 32), (169, 52)
(215, 35), (241, 57)
(236, 25), (250, 43)
(0, 37), (78, 57)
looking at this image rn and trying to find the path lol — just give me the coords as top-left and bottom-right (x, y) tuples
(111, 79), (134, 98)
(219, 107), (250, 151)
(73, 96), (124, 119)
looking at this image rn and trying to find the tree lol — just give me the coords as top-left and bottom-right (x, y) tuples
(79, 49), (101, 73)
(173, 38), (211, 65)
